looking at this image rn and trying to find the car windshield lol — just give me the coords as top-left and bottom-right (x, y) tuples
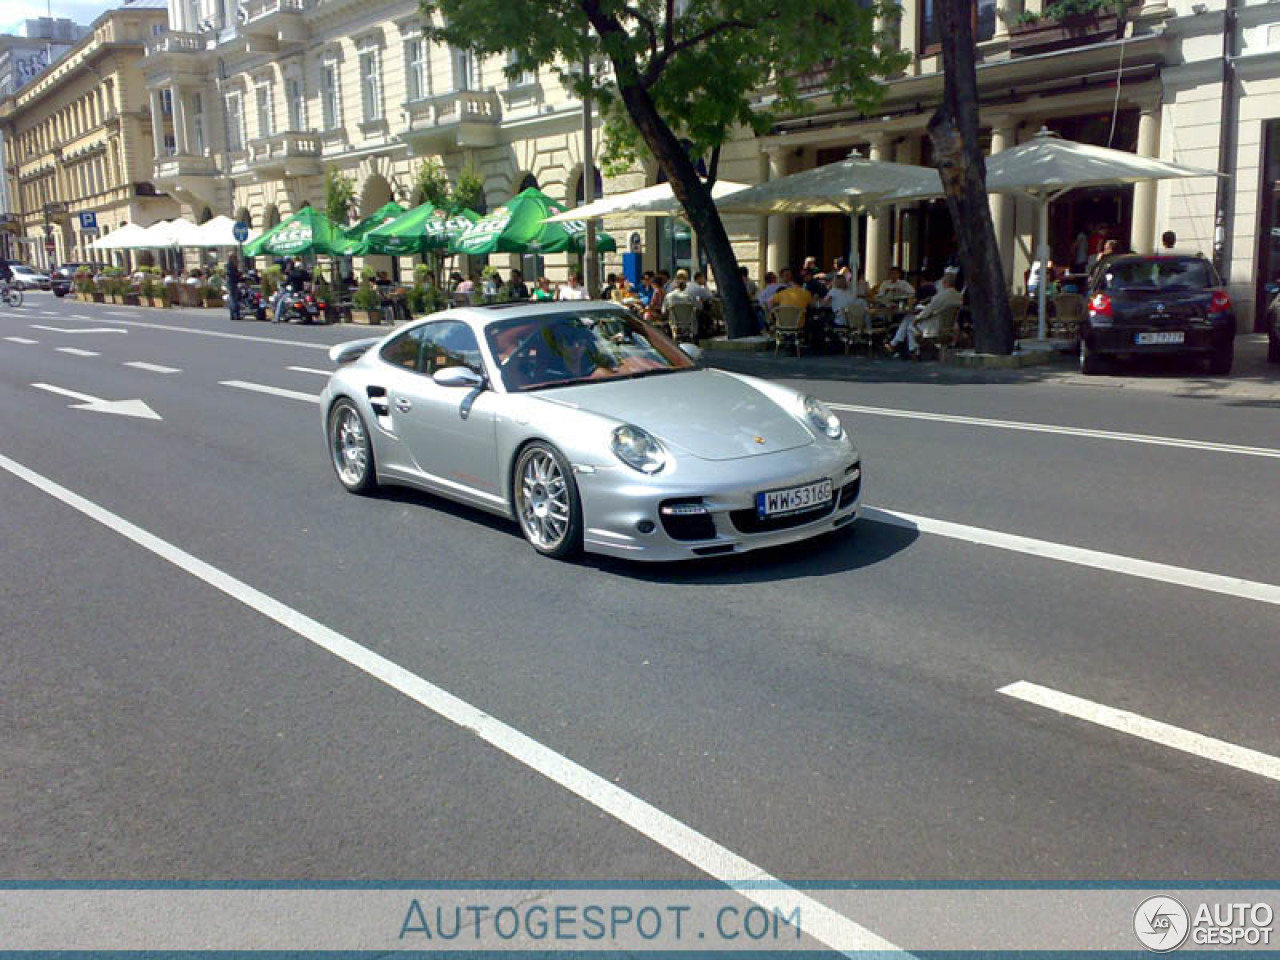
(485, 309), (696, 392)
(1102, 259), (1214, 292)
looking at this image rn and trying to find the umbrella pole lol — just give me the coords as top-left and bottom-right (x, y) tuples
(849, 209), (861, 282)
(1038, 196), (1049, 341)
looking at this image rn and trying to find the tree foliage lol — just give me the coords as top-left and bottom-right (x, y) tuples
(324, 169), (356, 226)
(414, 159), (486, 212)
(420, 0), (907, 336)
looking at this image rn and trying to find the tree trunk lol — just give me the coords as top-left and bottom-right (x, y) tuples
(928, 0), (1015, 355)
(614, 82), (755, 339)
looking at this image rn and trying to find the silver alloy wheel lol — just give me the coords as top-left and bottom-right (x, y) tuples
(517, 448), (570, 550)
(331, 404), (368, 488)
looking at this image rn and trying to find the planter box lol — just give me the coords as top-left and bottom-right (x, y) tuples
(92, 292), (105, 303)
(1008, 13), (1120, 54)
(203, 296), (225, 309)
(177, 285), (202, 308)
(146, 295), (168, 308)
(124, 294), (140, 306)
(351, 308), (384, 325)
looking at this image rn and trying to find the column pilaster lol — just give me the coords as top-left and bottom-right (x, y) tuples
(1130, 104), (1161, 254)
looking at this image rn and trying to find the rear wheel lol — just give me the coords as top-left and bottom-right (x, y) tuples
(4, 287), (24, 308)
(1079, 337), (1102, 375)
(328, 398), (377, 494)
(1207, 341), (1233, 375)
(513, 442), (583, 560)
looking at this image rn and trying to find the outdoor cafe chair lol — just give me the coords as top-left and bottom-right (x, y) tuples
(1008, 294), (1032, 338)
(770, 304), (805, 357)
(918, 303), (962, 361)
(666, 300), (700, 342)
(837, 301), (871, 355)
(1051, 292), (1086, 339)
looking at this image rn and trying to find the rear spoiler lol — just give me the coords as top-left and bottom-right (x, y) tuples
(328, 337), (381, 365)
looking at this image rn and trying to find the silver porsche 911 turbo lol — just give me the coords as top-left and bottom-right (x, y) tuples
(321, 301), (861, 561)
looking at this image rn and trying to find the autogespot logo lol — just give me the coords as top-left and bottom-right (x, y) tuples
(1135, 896), (1191, 952)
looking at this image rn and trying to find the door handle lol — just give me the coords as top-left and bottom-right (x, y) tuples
(393, 397), (412, 412)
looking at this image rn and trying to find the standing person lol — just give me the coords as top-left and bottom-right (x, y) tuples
(740, 265), (759, 301)
(226, 253), (243, 321)
(1071, 227), (1090, 274)
(1160, 231), (1178, 253)
(1087, 223), (1109, 269)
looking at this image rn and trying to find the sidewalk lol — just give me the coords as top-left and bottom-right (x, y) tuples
(703, 334), (1280, 403)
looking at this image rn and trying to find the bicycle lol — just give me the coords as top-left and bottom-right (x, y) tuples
(0, 281), (24, 308)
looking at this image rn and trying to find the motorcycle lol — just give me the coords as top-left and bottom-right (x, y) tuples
(273, 285), (328, 324)
(234, 281), (268, 321)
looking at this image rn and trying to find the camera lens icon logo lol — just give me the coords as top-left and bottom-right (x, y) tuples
(1135, 896), (1190, 952)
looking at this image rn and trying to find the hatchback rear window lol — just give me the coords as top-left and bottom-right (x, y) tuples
(1103, 259), (1214, 291)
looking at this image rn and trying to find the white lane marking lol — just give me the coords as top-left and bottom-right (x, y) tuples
(0, 451), (900, 954)
(55, 347), (100, 357)
(221, 380), (319, 403)
(105, 310), (135, 316)
(999, 681), (1280, 783)
(72, 314), (94, 320)
(31, 324), (127, 334)
(30, 383), (162, 420)
(124, 361), (182, 374)
(80, 317), (331, 350)
(829, 402), (1280, 461)
(5, 336), (37, 344)
(862, 506), (1280, 608)
(286, 365), (332, 376)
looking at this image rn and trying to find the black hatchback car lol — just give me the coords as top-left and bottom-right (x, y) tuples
(1080, 254), (1236, 375)
(51, 262), (95, 297)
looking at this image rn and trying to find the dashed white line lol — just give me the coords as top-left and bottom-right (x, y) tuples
(286, 365), (333, 376)
(5, 336), (37, 344)
(220, 380), (319, 403)
(80, 317), (331, 349)
(862, 506), (1280, 608)
(72, 314), (94, 320)
(828, 403), (1280, 461)
(124, 361), (181, 374)
(0, 449), (901, 955)
(55, 347), (99, 357)
(999, 681), (1280, 783)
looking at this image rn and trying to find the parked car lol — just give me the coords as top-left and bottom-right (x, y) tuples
(1079, 254), (1236, 375)
(52, 262), (94, 297)
(1266, 282), (1280, 364)
(322, 302), (861, 561)
(10, 264), (51, 291)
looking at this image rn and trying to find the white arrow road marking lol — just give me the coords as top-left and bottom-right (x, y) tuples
(123, 361), (181, 374)
(5, 336), (37, 344)
(999, 681), (1280, 783)
(30, 383), (162, 420)
(286, 365), (333, 376)
(55, 347), (100, 357)
(221, 380), (319, 403)
(30, 324), (127, 334)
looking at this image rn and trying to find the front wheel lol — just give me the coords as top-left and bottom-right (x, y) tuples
(328, 399), (377, 494)
(513, 442), (583, 560)
(4, 288), (24, 308)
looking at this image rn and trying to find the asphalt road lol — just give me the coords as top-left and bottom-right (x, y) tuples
(3, 295), (1278, 910)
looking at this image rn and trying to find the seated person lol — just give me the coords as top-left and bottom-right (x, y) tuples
(876, 266), (915, 305)
(557, 271), (590, 301)
(888, 272), (963, 357)
(687, 271), (714, 304)
(757, 271), (781, 312)
(769, 268), (814, 315)
(532, 276), (555, 301)
(824, 273), (865, 326)
(540, 325), (600, 382)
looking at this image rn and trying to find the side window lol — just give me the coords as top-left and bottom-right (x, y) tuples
(380, 327), (424, 370)
(421, 321), (482, 376)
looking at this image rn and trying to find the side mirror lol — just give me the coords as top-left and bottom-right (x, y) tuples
(433, 365), (485, 389)
(328, 337), (380, 365)
(679, 342), (703, 363)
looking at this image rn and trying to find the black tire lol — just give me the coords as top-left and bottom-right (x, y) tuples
(53, 289), (65, 298)
(1207, 341), (1233, 376)
(327, 398), (377, 494)
(1079, 337), (1102, 375)
(512, 442), (583, 560)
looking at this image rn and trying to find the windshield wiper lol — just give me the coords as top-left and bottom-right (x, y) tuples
(618, 367), (691, 381)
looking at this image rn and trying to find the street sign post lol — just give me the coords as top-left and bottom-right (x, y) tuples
(78, 212), (98, 232)
(233, 221), (249, 243)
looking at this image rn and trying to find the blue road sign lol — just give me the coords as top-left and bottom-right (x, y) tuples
(233, 221), (250, 243)
(79, 212), (98, 231)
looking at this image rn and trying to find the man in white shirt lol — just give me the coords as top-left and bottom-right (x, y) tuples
(556, 271), (590, 301)
(876, 266), (915, 304)
(687, 271), (713, 304)
(889, 272), (963, 356)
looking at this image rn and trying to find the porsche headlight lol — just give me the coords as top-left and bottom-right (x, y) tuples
(611, 424), (667, 474)
(804, 395), (844, 439)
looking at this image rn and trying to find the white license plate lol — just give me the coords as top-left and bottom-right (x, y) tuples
(1135, 331), (1184, 345)
(757, 479), (833, 518)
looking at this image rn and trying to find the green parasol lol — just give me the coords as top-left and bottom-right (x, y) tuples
(241, 206), (358, 258)
(363, 203), (481, 256)
(343, 202), (408, 253)
(452, 188), (616, 256)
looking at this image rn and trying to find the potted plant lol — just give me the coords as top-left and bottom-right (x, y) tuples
(314, 278), (340, 324)
(102, 266), (127, 303)
(351, 278), (382, 325)
(139, 271), (158, 306)
(1005, 0), (1129, 53)
(73, 268), (94, 300)
(201, 270), (225, 308)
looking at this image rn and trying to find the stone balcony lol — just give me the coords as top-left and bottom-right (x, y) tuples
(401, 89), (502, 151)
(240, 0), (309, 48)
(144, 30), (208, 57)
(155, 153), (219, 184)
(244, 132), (322, 177)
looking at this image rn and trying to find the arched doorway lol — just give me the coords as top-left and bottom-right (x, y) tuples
(573, 165), (603, 205)
(517, 172), (539, 194)
(198, 206), (213, 224)
(359, 173), (395, 279)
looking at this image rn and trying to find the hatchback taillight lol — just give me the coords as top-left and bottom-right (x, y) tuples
(1209, 290), (1232, 313)
(1090, 292), (1113, 318)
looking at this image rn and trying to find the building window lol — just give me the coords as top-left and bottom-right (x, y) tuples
(286, 78), (306, 131)
(452, 46), (475, 91)
(160, 89), (174, 115)
(164, 133), (176, 156)
(920, 0), (996, 50)
(226, 91), (244, 151)
(255, 82), (274, 139)
(405, 38), (427, 101)
(321, 59), (341, 129)
(506, 50), (533, 87)
(360, 49), (382, 122)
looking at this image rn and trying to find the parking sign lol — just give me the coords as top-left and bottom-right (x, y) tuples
(79, 211), (98, 232)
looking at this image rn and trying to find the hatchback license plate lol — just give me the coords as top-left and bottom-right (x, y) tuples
(1135, 331), (1184, 345)
(757, 479), (833, 518)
